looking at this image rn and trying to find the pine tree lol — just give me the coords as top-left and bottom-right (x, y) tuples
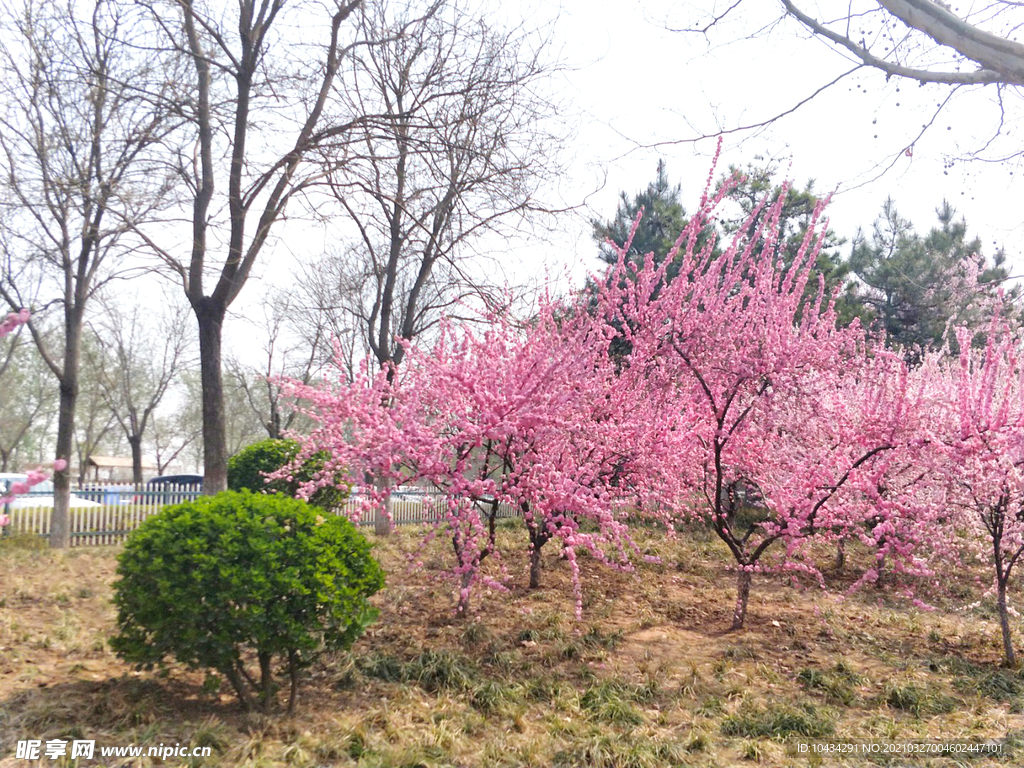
(848, 199), (1018, 360)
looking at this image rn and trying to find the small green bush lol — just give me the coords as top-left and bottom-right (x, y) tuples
(227, 438), (349, 510)
(110, 490), (384, 712)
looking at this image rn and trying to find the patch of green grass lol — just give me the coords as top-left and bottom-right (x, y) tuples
(552, 733), (687, 768)
(741, 739), (766, 761)
(722, 702), (834, 739)
(946, 656), (1024, 705)
(579, 680), (653, 725)
(354, 649), (479, 694)
(0, 530), (48, 550)
(516, 628), (539, 643)
(522, 677), (570, 705)
(722, 643), (758, 661)
(469, 679), (522, 713)
(356, 651), (406, 683)
(684, 730), (709, 752)
(796, 661), (861, 706)
(580, 626), (623, 650)
(460, 619), (491, 646)
(406, 649), (479, 693)
(883, 681), (958, 716)
(483, 649), (527, 676)
(696, 695), (725, 717)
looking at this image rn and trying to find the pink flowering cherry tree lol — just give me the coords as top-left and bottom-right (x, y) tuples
(927, 324), (1024, 666)
(598, 179), (921, 629)
(287, 159), (928, 626)
(286, 300), (682, 615)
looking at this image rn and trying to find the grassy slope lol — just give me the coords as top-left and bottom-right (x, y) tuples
(1, 524), (1023, 767)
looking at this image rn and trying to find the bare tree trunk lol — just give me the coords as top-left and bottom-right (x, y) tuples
(834, 539), (845, 571)
(456, 568), (473, 615)
(874, 549), (888, 587)
(51, 310), (82, 550)
(373, 476), (390, 536)
(258, 650), (274, 711)
(731, 569), (752, 630)
(195, 303), (226, 495)
(287, 650), (299, 714)
(526, 508), (548, 589)
(128, 434), (143, 486)
(998, 580), (1016, 667)
(224, 665), (257, 711)
(529, 545), (543, 589)
(51, 381), (76, 549)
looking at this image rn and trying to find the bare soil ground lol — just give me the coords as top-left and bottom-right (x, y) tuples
(2, 524), (1023, 767)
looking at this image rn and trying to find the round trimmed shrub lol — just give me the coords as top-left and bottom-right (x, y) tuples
(110, 490), (383, 712)
(227, 438), (348, 511)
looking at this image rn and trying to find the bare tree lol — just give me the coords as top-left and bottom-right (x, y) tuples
(148, 370), (204, 476)
(325, 0), (563, 375)
(149, 408), (202, 476)
(773, 2), (1024, 87)
(673, 2), (1024, 168)
(75, 330), (122, 485)
(130, 0), (432, 494)
(0, 321), (57, 471)
(303, 1), (563, 533)
(226, 290), (320, 441)
(89, 294), (194, 485)
(0, 0), (179, 546)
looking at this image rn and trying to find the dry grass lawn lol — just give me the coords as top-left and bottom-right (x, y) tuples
(1, 522), (1023, 767)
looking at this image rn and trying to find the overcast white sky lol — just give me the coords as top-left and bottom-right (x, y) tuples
(537, 0), (1024, 274)
(232, 0), (1024, 352)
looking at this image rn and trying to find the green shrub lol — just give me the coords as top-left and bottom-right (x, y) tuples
(227, 438), (349, 510)
(110, 490), (384, 712)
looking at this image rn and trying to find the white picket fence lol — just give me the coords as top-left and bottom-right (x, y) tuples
(3, 484), (203, 546)
(342, 494), (521, 527)
(3, 486), (522, 547)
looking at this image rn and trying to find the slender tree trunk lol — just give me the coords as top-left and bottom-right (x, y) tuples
(128, 434), (143, 486)
(530, 545), (543, 589)
(373, 476), (390, 536)
(51, 312), (82, 550)
(224, 665), (257, 711)
(997, 580), (1016, 667)
(51, 381), (76, 549)
(527, 512), (548, 589)
(287, 651), (299, 714)
(874, 548), (888, 587)
(195, 303), (226, 495)
(456, 567), (473, 615)
(834, 539), (846, 571)
(258, 650), (273, 711)
(731, 569), (752, 630)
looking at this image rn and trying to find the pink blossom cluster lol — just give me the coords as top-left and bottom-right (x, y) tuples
(912, 321), (1024, 663)
(0, 308), (30, 338)
(284, 297), (682, 616)
(286, 158), (1024, 640)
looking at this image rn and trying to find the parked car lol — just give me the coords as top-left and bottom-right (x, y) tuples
(142, 474), (203, 505)
(0, 474), (103, 509)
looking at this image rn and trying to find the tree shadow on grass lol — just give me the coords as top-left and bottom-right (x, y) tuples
(1, 674), (239, 752)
